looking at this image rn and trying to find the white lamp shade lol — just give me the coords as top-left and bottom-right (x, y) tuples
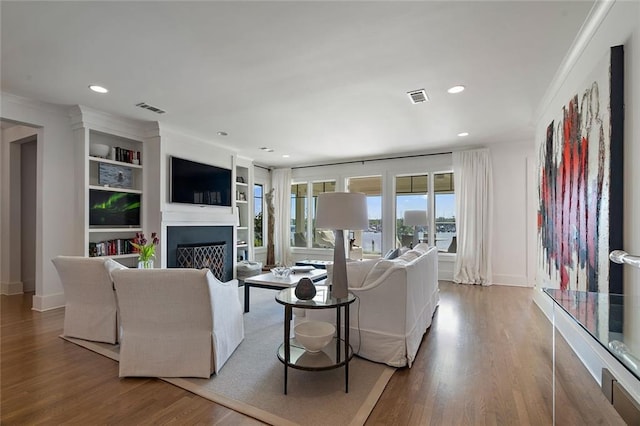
(403, 210), (428, 226)
(316, 192), (368, 230)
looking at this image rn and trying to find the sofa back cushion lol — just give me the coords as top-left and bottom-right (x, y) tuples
(398, 249), (421, 262)
(362, 258), (408, 287)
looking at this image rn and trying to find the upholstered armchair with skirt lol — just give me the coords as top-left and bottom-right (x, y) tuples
(112, 268), (244, 378)
(52, 255), (124, 344)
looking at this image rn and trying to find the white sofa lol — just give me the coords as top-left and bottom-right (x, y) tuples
(302, 244), (439, 367)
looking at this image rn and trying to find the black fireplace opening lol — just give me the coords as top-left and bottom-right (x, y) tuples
(167, 226), (233, 282)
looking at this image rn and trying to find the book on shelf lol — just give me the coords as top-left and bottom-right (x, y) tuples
(110, 147), (142, 165)
(89, 238), (134, 257)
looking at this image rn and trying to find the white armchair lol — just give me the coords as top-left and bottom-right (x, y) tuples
(112, 268), (244, 378)
(52, 256), (123, 344)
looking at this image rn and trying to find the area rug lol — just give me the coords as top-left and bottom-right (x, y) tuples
(61, 287), (395, 426)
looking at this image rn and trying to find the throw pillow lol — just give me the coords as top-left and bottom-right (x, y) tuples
(398, 249), (421, 262)
(413, 242), (430, 254)
(384, 248), (401, 259)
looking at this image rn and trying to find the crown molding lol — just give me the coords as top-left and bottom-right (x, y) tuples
(535, 0), (615, 120)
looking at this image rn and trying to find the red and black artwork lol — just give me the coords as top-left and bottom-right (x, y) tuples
(538, 45), (624, 294)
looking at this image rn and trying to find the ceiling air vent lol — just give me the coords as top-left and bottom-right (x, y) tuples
(407, 89), (429, 104)
(135, 102), (166, 114)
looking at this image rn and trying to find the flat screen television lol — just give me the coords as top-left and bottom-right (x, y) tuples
(170, 156), (232, 207)
(89, 189), (141, 227)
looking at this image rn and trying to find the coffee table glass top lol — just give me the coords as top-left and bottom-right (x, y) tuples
(244, 268), (327, 287)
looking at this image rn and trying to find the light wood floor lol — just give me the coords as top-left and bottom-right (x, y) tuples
(1, 282), (624, 425)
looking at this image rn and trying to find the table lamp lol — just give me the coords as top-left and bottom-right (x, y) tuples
(403, 210), (428, 248)
(316, 192), (368, 299)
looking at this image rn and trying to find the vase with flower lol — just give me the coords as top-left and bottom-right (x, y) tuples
(131, 232), (159, 269)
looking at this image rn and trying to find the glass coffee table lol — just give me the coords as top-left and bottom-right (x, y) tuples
(275, 286), (356, 395)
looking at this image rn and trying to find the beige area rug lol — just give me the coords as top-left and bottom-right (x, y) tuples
(61, 287), (395, 426)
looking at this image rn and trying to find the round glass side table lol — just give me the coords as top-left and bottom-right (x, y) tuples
(275, 286), (356, 395)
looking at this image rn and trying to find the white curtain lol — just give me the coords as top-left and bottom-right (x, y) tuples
(272, 168), (292, 266)
(452, 149), (493, 285)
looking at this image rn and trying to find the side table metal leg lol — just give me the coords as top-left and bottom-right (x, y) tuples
(284, 306), (291, 395)
(345, 304), (350, 393)
(336, 307), (341, 362)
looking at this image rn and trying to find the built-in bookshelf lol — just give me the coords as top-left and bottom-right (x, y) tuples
(86, 130), (145, 266)
(70, 106), (149, 267)
(235, 159), (253, 264)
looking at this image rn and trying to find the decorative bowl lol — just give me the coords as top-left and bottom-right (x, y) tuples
(294, 321), (335, 353)
(90, 143), (111, 158)
(271, 266), (291, 278)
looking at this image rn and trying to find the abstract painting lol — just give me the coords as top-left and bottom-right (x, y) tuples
(538, 45), (624, 294)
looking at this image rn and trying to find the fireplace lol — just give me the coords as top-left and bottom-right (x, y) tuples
(176, 242), (226, 281)
(167, 226), (233, 282)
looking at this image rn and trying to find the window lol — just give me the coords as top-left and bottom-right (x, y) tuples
(348, 176), (382, 256)
(312, 181), (335, 248)
(395, 175), (429, 249)
(434, 172), (456, 252)
(289, 181), (336, 248)
(290, 183), (308, 247)
(254, 184), (263, 247)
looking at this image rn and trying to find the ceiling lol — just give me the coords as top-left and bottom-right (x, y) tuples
(1, 1), (594, 168)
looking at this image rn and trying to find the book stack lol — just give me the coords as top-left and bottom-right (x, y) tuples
(89, 239), (134, 257)
(110, 147), (142, 165)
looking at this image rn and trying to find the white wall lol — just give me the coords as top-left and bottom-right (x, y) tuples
(1, 94), (78, 310)
(20, 139), (37, 292)
(533, 0), (640, 402)
(490, 141), (535, 286)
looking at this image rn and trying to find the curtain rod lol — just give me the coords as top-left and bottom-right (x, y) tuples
(290, 151), (453, 170)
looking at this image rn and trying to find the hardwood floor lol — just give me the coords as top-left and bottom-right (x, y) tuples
(1, 282), (623, 425)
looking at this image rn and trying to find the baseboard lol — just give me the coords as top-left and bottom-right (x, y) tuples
(32, 292), (65, 312)
(492, 274), (530, 287)
(1, 281), (23, 295)
(533, 288), (640, 404)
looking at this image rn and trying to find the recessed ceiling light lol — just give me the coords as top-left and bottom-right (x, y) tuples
(447, 85), (465, 94)
(89, 85), (108, 94)
(217, 131), (228, 136)
(457, 132), (469, 137)
(260, 147), (274, 153)
(282, 154), (290, 158)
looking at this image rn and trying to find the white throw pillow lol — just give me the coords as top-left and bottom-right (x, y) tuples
(413, 242), (430, 254)
(398, 249), (421, 262)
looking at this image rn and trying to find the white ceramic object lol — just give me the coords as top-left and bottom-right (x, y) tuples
(271, 266), (291, 278)
(90, 143), (111, 158)
(294, 320), (335, 353)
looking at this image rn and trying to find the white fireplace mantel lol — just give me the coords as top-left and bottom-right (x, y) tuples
(161, 207), (237, 227)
